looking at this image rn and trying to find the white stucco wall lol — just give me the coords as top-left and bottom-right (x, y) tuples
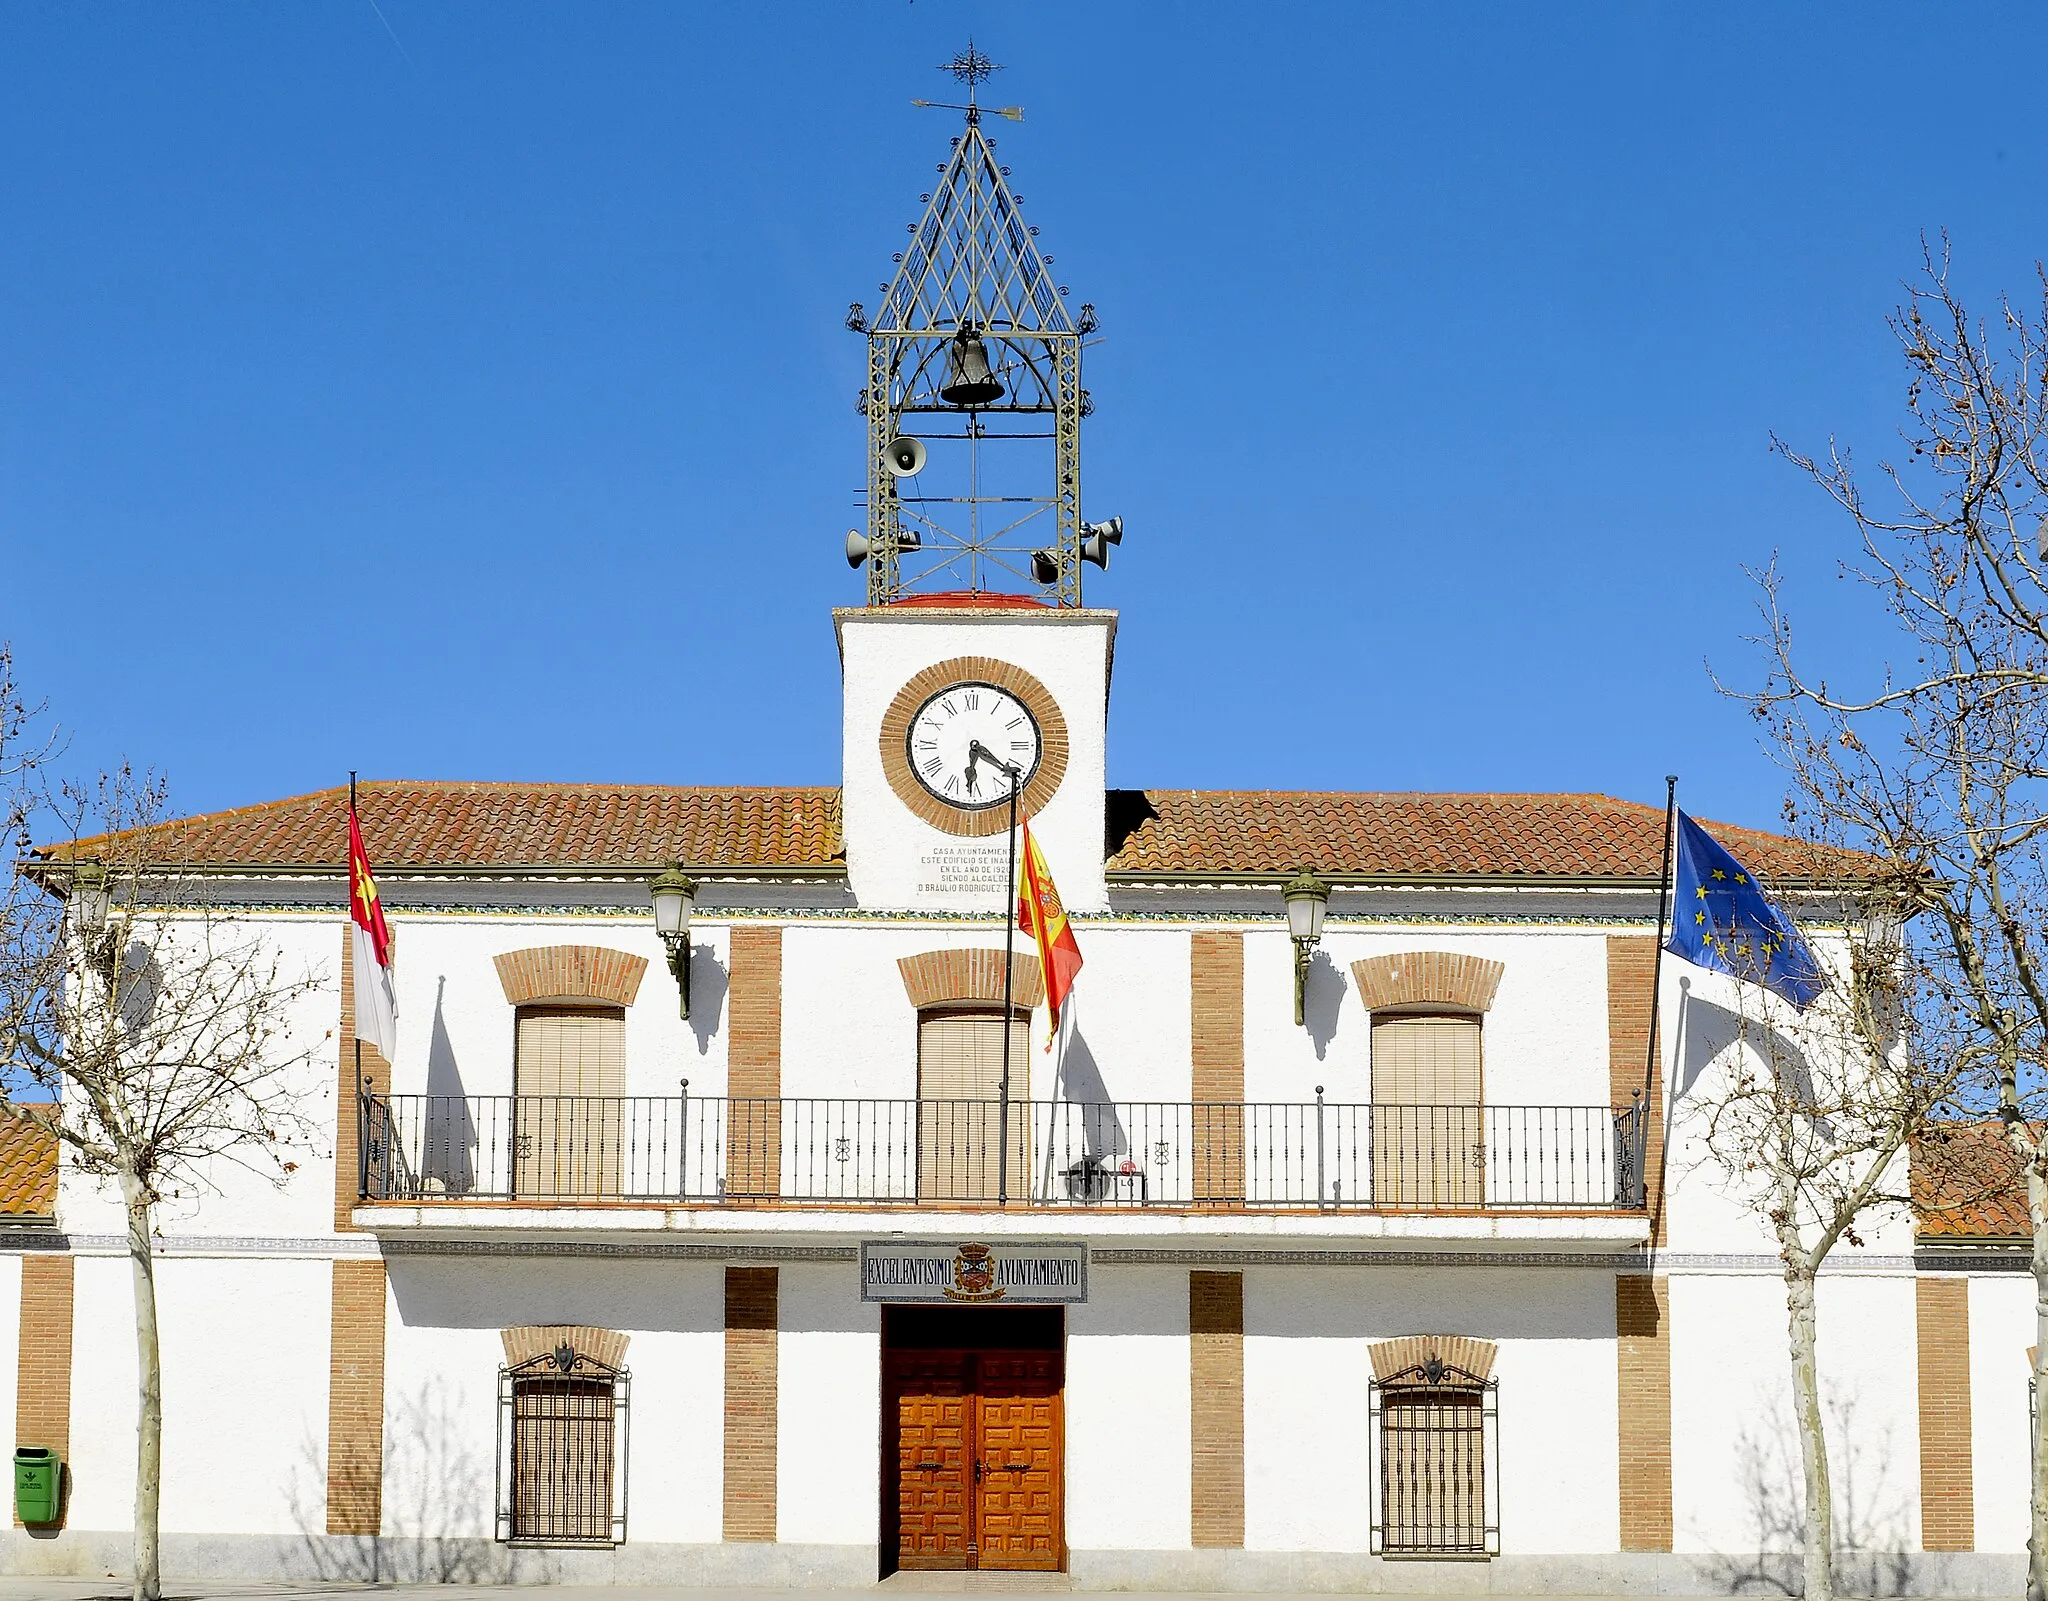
(1243, 1266), (1617, 1555)
(62, 1253), (330, 1538)
(1968, 1273), (2035, 1553)
(1067, 1266), (1189, 1552)
(778, 921), (1193, 1117)
(1242, 927), (1612, 1110)
(1669, 1271), (1921, 1557)
(379, 915), (719, 1105)
(43, 899), (1681, 1238)
(1660, 951), (1920, 1261)
(383, 1255), (725, 1545)
(1048, 927), (1190, 1106)
(777, 1265), (881, 1547)
(56, 914), (340, 1243)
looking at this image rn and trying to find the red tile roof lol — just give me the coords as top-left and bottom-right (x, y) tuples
(39, 781), (1846, 884)
(1104, 790), (1835, 881)
(1913, 1122), (2032, 1239)
(0, 1110), (57, 1219)
(44, 783), (845, 872)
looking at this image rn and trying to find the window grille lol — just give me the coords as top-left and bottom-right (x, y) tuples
(496, 1344), (630, 1546)
(1367, 1360), (1499, 1557)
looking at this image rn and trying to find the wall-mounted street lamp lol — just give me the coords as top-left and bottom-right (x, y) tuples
(68, 859), (123, 980)
(649, 865), (698, 1020)
(1283, 866), (1332, 1027)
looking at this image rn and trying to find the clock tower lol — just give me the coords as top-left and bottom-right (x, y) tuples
(835, 49), (1120, 913)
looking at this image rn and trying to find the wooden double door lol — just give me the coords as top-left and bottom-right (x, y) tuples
(887, 1345), (1063, 1571)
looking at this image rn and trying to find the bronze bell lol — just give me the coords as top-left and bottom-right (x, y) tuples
(939, 325), (1004, 407)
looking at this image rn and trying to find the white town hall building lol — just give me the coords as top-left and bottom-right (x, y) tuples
(0, 67), (2035, 1595)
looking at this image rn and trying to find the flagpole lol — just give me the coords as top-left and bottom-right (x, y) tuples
(350, 770), (364, 1200)
(997, 763), (1019, 1208)
(1643, 775), (1677, 1115)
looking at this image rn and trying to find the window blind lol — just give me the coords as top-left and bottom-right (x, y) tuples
(1370, 1015), (1482, 1207)
(514, 1006), (627, 1198)
(916, 1010), (1031, 1202)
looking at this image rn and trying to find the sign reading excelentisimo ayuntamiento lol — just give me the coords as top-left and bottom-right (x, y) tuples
(860, 1240), (1088, 1304)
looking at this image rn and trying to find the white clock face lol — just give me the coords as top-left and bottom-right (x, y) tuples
(907, 681), (1043, 810)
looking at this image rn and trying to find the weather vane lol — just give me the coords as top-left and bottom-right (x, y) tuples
(912, 40), (1022, 125)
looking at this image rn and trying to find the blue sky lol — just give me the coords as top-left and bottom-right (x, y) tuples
(4, 4), (2045, 835)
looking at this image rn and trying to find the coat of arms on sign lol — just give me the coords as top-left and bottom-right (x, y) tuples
(945, 1242), (1005, 1302)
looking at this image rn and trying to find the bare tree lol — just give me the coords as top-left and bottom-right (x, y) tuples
(1743, 238), (2048, 1599)
(1680, 884), (1959, 1601)
(0, 645), (57, 863)
(0, 664), (323, 1601)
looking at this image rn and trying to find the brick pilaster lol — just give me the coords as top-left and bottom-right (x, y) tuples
(1916, 1276), (1974, 1551)
(336, 924), (389, 1231)
(727, 928), (783, 1198)
(326, 1259), (387, 1536)
(15, 1253), (73, 1527)
(1607, 936), (1666, 1241)
(1616, 1274), (1673, 1550)
(1190, 1270), (1245, 1548)
(1191, 933), (1245, 1204)
(724, 1266), (778, 1541)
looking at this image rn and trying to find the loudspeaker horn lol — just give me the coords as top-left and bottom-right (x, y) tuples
(884, 435), (927, 477)
(1031, 549), (1060, 585)
(1079, 516), (1123, 570)
(844, 528), (921, 569)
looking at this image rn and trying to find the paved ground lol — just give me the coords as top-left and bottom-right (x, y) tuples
(0, 1586), (1702, 1601)
(0, 1588), (1100, 1601)
(0, 1588), (1242, 1601)
(0, 1587), (1778, 1601)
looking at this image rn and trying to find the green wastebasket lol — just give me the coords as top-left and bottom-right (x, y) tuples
(14, 1446), (59, 1524)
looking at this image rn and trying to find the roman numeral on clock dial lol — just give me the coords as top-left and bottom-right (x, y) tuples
(903, 679), (1044, 812)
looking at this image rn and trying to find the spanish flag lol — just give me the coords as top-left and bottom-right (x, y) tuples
(1016, 820), (1083, 1046)
(348, 800), (399, 1062)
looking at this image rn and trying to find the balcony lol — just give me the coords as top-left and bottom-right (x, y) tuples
(358, 1092), (1649, 1214)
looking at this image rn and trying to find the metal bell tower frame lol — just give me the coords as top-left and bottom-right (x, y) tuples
(849, 45), (1092, 607)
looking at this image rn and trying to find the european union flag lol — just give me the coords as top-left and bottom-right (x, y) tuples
(1663, 811), (1825, 1011)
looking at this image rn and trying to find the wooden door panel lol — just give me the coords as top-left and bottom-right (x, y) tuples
(891, 1353), (972, 1569)
(887, 1345), (1064, 1574)
(974, 1352), (1063, 1571)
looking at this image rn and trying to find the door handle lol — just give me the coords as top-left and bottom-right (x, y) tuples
(974, 1459), (983, 1483)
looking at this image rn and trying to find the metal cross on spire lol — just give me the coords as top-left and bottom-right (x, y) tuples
(944, 40), (1001, 109)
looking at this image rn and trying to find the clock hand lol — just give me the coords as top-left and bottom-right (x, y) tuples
(968, 740), (1020, 790)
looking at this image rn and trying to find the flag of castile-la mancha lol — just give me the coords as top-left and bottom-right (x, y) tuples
(348, 803), (398, 1061)
(1016, 819), (1083, 1047)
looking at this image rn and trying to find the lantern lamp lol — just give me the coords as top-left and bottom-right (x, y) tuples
(1282, 866), (1332, 1027)
(649, 865), (698, 1019)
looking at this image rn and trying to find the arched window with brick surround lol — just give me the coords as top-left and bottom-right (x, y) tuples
(1367, 1335), (1499, 1557)
(493, 947), (647, 1200)
(898, 949), (1043, 1201)
(1352, 952), (1504, 1208)
(496, 1325), (631, 1546)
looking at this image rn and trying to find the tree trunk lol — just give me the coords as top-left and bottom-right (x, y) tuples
(119, 1169), (162, 1601)
(1782, 1242), (1836, 1601)
(2029, 1162), (2048, 1601)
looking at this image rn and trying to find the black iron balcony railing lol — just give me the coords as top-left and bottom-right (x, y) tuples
(360, 1091), (1651, 1212)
